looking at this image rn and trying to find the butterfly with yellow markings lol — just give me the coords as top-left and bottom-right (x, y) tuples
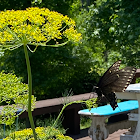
(95, 60), (136, 110)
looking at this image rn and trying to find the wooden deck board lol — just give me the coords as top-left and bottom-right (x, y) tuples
(68, 128), (128, 140)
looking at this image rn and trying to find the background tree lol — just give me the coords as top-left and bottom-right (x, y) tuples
(0, 0), (31, 10)
(0, 0), (74, 16)
(85, 0), (140, 66)
(0, 43), (98, 99)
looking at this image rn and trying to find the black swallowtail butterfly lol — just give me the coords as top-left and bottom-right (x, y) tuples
(94, 60), (136, 110)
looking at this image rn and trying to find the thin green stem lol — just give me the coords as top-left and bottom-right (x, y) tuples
(23, 44), (37, 140)
(52, 103), (69, 128)
(52, 100), (84, 128)
(52, 98), (98, 128)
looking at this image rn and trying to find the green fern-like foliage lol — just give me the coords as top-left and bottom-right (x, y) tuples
(0, 72), (36, 126)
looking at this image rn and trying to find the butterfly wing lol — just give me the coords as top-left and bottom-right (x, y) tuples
(97, 60), (121, 88)
(101, 67), (137, 93)
(95, 60), (136, 110)
(101, 67), (136, 110)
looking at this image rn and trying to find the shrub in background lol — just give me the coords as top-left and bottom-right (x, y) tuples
(0, 72), (36, 126)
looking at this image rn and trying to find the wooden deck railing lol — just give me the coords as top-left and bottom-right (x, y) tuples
(20, 93), (97, 134)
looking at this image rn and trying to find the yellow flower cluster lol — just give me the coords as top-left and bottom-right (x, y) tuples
(64, 27), (82, 43)
(3, 126), (74, 140)
(0, 7), (81, 49)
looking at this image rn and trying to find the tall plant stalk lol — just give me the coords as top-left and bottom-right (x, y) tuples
(24, 44), (37, 140)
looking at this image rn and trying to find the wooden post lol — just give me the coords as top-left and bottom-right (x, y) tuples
(62, 104), (81, 134)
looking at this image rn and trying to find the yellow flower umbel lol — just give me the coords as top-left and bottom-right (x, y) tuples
(0, 7), (81, 51)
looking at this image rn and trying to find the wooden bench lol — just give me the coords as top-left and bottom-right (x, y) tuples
(78, 100), (138, 140)
(19, 93), (97, 134)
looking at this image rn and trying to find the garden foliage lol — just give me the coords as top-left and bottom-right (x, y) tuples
(0, 72), (36, 126)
